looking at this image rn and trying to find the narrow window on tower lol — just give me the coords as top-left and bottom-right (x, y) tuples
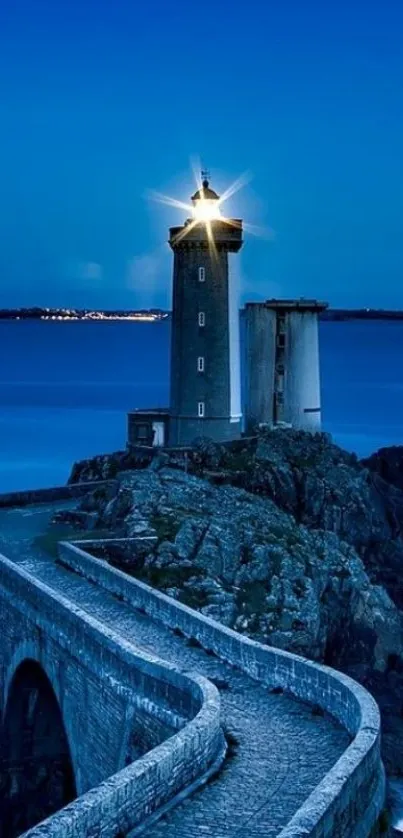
(198, 401), (205, 417)
(198, 311), (205, 327)
(198, 266), (205, 282)
(197, 356), (205, 372)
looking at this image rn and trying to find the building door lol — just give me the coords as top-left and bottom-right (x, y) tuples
(152, 422), (165, 447)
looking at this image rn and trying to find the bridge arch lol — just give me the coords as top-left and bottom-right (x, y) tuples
(0, 658), (76, 837)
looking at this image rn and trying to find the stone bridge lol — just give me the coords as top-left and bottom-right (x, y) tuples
(0, 486), (385, 837)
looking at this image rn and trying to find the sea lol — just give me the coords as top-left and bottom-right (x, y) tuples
(1, 318), (403, 494)
(2, 318), (403, 828)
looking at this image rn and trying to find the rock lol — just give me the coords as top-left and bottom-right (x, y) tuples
(147, 452), (171, 471)
(190, 437), (226, 472)
(183, 428), (403, 614)
(77, 462), (402, 667)
(68, 449), (147, 483)
(362, 446), (403, 491)
(106, 539), (154, 570)
(51, 510), (99, 530)
(66, 430), (403, 774)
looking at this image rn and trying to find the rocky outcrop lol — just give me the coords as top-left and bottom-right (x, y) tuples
(362, 446), (403, 492)
(171, 430), (403, 613)
(68, 449), (150, 483)
(68, 430), (403, 774)
(93, 467), (401, 665)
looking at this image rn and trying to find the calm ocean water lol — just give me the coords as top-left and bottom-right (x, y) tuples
(0, 319), (402, 492)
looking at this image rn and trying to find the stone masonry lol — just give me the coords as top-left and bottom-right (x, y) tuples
(0, 493), (385, 837)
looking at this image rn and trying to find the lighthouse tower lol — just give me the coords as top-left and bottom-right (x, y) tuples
(168, 176), (243, 446)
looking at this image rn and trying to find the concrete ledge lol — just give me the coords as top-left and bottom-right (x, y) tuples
(59, 539), (385, 838)
(0, 480), (117, 508)
(0, 554), (223, 838)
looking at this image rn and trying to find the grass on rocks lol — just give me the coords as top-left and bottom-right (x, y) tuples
(33, 526), (116, 559)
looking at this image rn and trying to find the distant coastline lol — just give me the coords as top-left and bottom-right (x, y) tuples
(320, 309), (403, 321)
(1, 307), (403, 322)
(0, 307), (169, 322)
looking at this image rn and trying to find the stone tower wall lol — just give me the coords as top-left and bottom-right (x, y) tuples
(169, 246), (231, 434)
(283, 311), (322, 431)
(244, 303), (277, 431)
(169, 219), (242, 446)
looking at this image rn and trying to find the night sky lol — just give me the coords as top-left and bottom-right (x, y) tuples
(1, 0), (402, 309)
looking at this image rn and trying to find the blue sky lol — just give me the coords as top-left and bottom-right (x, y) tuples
(1, 0), (402, 309)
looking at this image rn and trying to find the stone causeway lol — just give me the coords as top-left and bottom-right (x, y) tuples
(0, 483), (386, 837)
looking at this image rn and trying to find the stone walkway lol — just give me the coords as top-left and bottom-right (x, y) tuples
(0, 503), (350, 837)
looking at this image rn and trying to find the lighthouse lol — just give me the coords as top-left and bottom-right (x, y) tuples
(168, 176), (243, 446)
(128, 172), (327, 451)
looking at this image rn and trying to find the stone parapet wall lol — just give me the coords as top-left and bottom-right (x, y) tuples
(59, 539), (385, 838)
(0, 480), (117, 508)
(0, 553), (222, 838)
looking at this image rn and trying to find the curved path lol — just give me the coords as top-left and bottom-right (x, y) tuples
(0, 502), (350, 837)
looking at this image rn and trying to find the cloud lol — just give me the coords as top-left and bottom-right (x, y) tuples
(80, 261), (103, 280)
(66, 261), (103, 282)
(126, 253), (161, 287)
(125, 251), (170, 308)
(240, 276), (283, 303)
(230, 253), (283, 304)
(78, 262), (103, 280)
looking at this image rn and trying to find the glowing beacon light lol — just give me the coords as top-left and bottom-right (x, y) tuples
(191, 177), (222, 221)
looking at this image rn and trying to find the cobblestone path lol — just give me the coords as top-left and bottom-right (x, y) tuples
(0, 503), (350, 837)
